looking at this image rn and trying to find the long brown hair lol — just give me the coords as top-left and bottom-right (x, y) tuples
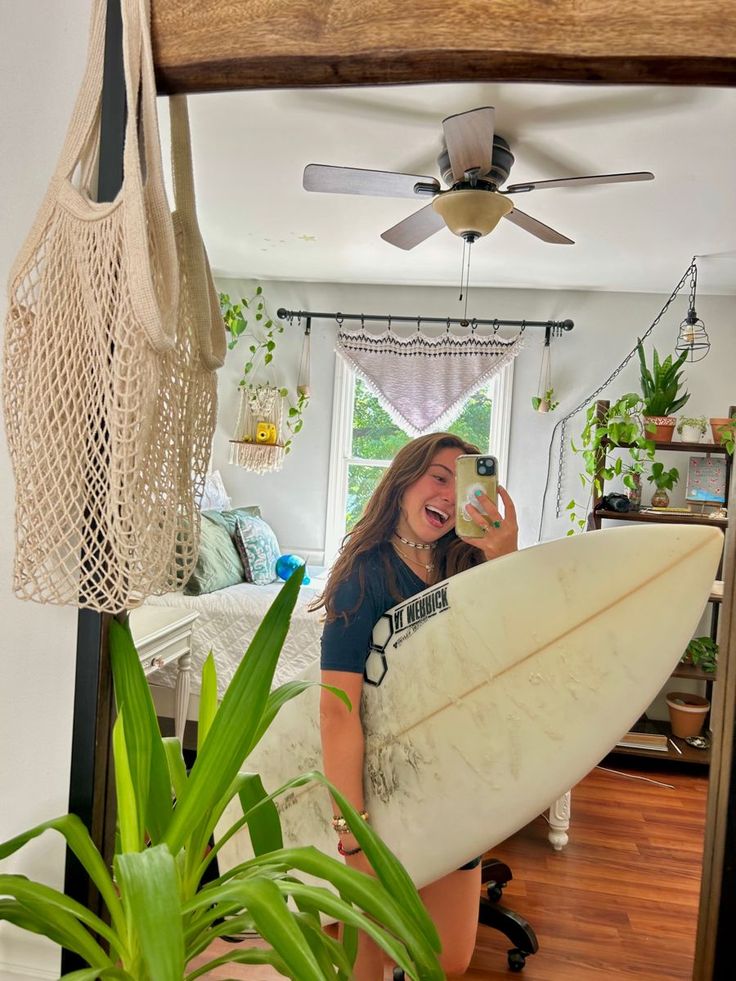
(313, 432), (486, 621)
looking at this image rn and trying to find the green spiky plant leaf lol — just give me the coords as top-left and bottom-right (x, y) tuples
(0, 567), (443, 980)
(636, 339), (691, 417)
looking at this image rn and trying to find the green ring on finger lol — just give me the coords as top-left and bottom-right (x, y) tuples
(491, 520), (501, 528)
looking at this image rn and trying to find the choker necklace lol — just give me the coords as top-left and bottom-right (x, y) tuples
(394, 532), (435, 550)
(393, 543), (434, 574)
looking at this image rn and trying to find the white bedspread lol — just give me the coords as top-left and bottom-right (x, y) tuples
(144, 578), (324, 697)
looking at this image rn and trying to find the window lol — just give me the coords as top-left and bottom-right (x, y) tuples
(324, 357), (514, 562)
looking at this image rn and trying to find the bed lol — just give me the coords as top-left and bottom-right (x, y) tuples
(144, 575), (324, 692)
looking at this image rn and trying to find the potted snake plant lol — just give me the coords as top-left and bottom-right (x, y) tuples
(637, 339), (690, 442)
(0, 569), (444, 980)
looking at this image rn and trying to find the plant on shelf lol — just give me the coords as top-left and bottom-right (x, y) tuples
(682, 635), (718, 674)
(531, 387), (559, 413)
(646, 461), (680, 508)
(220, 286), (309, 454)
(709, 415), (736, 455)
(676, 416), (708, 442)
(566, 392), (656, 534)
(637, 338), (690, 442)
(0, 569), (443, 981)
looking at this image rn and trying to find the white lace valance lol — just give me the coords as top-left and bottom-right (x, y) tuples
(337, 328), (523, 436)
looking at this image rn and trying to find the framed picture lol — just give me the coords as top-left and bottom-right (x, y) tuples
(686, 455), (727, 504)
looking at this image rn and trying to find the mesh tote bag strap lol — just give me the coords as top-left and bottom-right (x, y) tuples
(169, 94), (227, 371)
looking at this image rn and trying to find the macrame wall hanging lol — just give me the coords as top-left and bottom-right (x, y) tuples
(229, 384), (286, 473)
(227, 309), (312, 473)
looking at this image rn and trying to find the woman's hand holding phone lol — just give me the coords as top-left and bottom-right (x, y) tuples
(460, 484), (518, 560)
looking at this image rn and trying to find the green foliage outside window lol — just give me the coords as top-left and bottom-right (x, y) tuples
(346, 379), (492, 530)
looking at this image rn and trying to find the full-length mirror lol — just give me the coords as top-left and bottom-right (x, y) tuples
(124, 81), (736, 978)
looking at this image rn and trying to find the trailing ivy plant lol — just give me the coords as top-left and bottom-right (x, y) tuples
(566, 393), (656, 534)
(219, 287), (309, 453)
(0, 569), (443, 980)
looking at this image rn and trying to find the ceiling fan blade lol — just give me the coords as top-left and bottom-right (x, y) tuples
(504, 208), (574, 245)
(381, 203), (446, 250)
(303, 164), (439, 199)
(442, 107), (495, 182)
(505, 171), (655, 194)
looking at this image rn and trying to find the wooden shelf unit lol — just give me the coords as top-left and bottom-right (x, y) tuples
(591, 400), (733, 763)
(612, 718), (711, 765)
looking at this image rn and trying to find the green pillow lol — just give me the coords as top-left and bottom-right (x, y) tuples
(184, 514), (244, 595)
(202, 506), (261, 539)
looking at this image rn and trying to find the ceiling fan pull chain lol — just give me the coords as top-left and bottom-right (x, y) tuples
(458, 237), (467, 300)
(462, 240), (473, 322)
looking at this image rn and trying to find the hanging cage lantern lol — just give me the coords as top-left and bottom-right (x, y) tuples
(676, 308), (710, 363)
(676, 261), (710, 363)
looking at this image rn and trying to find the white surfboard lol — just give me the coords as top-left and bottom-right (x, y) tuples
(218, 524), (722, 889)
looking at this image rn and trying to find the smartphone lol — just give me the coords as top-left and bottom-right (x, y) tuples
(455, 454), (499, 538)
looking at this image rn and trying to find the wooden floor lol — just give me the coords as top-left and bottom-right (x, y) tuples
(189, 759), (708, 980)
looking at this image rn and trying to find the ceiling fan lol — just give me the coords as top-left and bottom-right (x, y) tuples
(303, 106), (654, 250)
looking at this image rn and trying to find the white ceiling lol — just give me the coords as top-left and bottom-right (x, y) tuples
(164, 82), (736, 295)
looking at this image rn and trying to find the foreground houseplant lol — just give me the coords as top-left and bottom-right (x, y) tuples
(0, 569), (443, 980)
(637, 339), (690, 442)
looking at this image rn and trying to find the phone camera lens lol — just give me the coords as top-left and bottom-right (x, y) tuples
(477, 464), (487, 475)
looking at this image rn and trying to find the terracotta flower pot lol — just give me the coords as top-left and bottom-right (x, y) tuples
(666, 691), (710, 739)
(709, 417), (732, 444)
(643, 416), (676, 442)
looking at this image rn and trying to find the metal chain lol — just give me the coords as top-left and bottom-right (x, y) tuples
(539, 257), (696, 541)
(688, 262), (698, 313)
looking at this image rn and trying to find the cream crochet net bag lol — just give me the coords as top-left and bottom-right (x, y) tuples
(3, 0), (224, 611)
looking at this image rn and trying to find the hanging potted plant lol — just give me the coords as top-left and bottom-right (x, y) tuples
(646, 461), (680, 508)
(637, 339), (690, 442)
(676, 416), (708, 443)
(220, 286), (311, 468)
(531, 387), (559, 413)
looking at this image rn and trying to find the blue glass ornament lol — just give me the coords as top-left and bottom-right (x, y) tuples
(275, 553), (310, 585)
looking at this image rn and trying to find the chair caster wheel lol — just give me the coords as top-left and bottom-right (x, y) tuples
(508, 948), (526, 972)
(486, 883), (504, 903)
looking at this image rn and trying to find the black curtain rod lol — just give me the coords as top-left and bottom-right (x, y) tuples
(277, 308), (574, 340)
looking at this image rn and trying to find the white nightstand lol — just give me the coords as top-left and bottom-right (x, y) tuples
(130, 607), (199, 742)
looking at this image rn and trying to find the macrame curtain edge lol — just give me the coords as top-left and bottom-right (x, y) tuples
(335, 334), (523, 438)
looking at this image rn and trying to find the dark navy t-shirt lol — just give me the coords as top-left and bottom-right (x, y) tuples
(320, 548), (426, 674)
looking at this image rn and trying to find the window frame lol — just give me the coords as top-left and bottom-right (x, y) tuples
(324, 354), (514, 564)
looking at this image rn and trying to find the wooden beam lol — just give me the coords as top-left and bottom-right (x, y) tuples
(151, 0), (736, 93)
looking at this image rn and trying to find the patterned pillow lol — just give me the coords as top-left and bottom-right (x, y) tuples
(234, 515), (280, 585)
(202, 506), (262, 539)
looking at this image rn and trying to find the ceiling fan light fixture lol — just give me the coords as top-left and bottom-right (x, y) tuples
(432, 189), (513, 240)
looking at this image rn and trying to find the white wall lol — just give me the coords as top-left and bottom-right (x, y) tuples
(0, 2), (92, 977)
(214, 276), (736, 552)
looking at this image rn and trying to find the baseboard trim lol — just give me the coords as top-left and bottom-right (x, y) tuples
(0, 961), (58, 981)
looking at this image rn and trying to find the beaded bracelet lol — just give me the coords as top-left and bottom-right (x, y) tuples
(337, 839), (362, 857)
(331, 811), (369, 835)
